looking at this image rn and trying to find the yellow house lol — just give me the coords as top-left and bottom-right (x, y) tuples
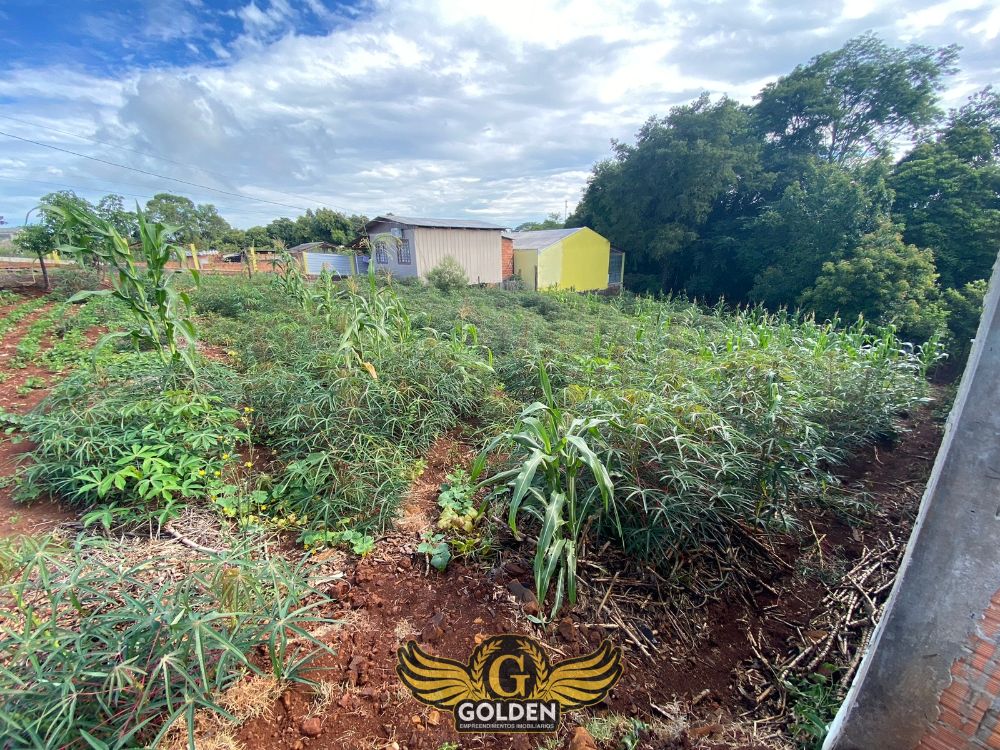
(509, 227), (613, 292)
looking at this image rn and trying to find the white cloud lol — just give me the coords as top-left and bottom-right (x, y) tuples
(0, 0), (997, 229)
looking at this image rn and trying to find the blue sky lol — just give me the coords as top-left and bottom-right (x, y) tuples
(2, 1), (370, 74)
(1, 0), (998, 228)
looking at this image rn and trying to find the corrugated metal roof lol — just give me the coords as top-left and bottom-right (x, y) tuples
(369, 214), (506, 231)
(509, 227), (584, 250)
(288, 241), (337, 252)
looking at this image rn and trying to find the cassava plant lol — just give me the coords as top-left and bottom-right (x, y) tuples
(472, 362), (618, 620)
(46, 199), (201, 373)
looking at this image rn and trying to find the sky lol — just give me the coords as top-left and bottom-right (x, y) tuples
(0, 0), (998, 229)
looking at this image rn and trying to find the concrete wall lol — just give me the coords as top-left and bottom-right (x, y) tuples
(825, 253), (1000, 750)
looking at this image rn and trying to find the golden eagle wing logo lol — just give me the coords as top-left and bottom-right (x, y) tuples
(534, 639), (623, 708)
(396, 641), (482, 708)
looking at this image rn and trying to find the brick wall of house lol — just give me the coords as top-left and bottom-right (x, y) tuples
(916, 587), (1000, 749)
(501, 236), (514, 279)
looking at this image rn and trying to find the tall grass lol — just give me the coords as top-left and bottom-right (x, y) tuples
(0, 535), (334, 750)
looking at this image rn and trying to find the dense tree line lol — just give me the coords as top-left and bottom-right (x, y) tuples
(568, 33), (999, 356)
(16, 191), (366, 261)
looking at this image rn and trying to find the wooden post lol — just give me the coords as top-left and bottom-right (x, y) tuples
(351, 253), (358, 276)
(189, 243), (200, 271)
(248, 245), (258, 276)
(301, 252), (309, 275)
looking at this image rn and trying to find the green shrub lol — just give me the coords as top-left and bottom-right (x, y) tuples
(47, 267), (104, 301)
(12, 358), (245, 530)
(0, 534), (334, 750)
(425, 256), (468, 292)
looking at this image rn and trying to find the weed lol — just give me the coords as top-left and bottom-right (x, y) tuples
(0, 534), (335, 750)
(784, 669), (842, 749)
(417, 531), (452, 572)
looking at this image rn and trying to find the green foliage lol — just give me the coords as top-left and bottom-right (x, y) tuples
(11, 223), (56, 261)
(14, 363), (244, 530)
(0, 535), (334, 750)
(942, 279), (989, 363)
(417, 531), (452, 572)
(302, 527), (376, 556)
(755, 33), (959, 164)
(474, 363), (617, 619)
(144, 193), (230, 248)
(425, 256), (469, 292)
(48, 200), (202, 373)
(514, 213), (564, 232)
(784, 669), (842, 749)
(436, 468), (481, 533)
(0, 296), (50, 344)
(744, 159), (891, 308)
(801, 219), (944, 341)
(891, 92), (1000, 290)
(569, 95), (764, 292)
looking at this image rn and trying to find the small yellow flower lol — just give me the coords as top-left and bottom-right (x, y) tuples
(243, 406), (255, 413)
(210, 495), (217, 501)
(244, 461), (253, 468)
(222, 453), (230, 460)
(214, 471), (221, 477)
(260, 505), (268, 511)
(197, 469), (206, 476)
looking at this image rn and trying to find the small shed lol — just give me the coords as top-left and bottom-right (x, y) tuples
(287, 242), (362, 276)
(361, 214), (506, 284)
(509, 227), (611, 292)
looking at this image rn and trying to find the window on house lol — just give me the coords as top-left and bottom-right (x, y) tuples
(374, 241), (389, 264)
(397, 239), (412, 265)
(390, 227), (402, 239)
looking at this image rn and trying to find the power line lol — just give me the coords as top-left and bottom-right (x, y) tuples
(0, 128), (315, 213)
(0, 176), (272, 217)
(0, 113), (348, 211)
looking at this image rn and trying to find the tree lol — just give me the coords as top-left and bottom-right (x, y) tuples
(755, 33), (959, 165)
(801, 219), (943, 340)
(891, 91), (1000, 289)
(12, 224), (56, 289)
(742, 158), (891, 307)
(943, 279), (989, 362)
(515, 213), (564, 231)
(144, 193), (231, 247)
(568, 95), (765, 291)
(96, 194), (137, 240)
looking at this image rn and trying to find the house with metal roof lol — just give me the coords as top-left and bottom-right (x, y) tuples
(362, 214), (507, 285)
(509, 227), (615, 292)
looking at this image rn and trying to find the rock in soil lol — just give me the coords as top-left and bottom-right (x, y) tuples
(300, 717), (323, 737)
(568, 726), (598, 750)
(507, 580), (539, 616)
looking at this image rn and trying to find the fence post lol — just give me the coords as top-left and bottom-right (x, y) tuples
(301, 252), (309, 275)
(248, 245), (258, 276)
(189, 243), (200, 271)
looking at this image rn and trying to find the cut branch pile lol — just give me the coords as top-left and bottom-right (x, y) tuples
(738, 534), (906, 722)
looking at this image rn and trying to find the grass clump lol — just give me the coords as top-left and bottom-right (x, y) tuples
(0, 534), (334, 750)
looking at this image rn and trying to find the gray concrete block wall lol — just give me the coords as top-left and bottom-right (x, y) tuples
(825, 252), (1000, 749)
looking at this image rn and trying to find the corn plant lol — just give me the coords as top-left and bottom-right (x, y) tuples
(272, 248), (310, 310)
(473, 362), (617, 620)
(46, 199), (200, 373)
(0, 535), (335, 750)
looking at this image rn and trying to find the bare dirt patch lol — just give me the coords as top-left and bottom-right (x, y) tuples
(229, 405), (942, 750)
